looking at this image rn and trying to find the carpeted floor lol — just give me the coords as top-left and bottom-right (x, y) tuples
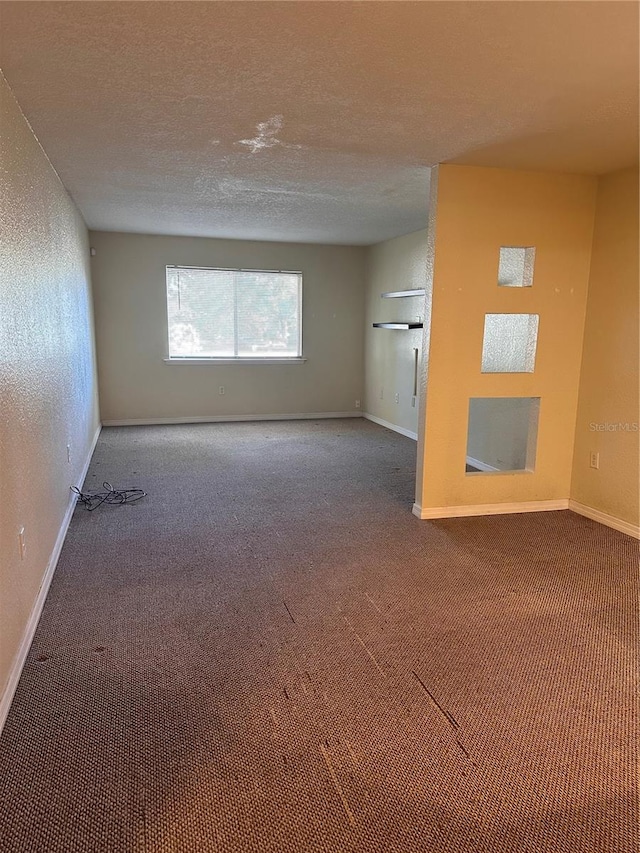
(0, 419), (637, 853)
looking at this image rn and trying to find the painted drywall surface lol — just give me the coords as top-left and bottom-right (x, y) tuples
(417, 165), (597, 509)
(90, 232), (366, 421)
(414, 171), (439, 504)
(0, 75), (100, 697)
(364, 230), (428, 435)
(571, 168), (639, 525)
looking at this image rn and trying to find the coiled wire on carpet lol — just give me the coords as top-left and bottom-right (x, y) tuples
(71, 482), (147, 511)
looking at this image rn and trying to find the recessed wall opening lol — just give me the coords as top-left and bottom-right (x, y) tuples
(481, 313), (539, 373)
(466, 397), (540, 474)
(498, 246), (535, 287)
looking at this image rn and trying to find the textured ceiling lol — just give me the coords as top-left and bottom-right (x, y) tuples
(0, 1), (638, 245)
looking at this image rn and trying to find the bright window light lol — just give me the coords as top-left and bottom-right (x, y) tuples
(166, 266), (302, 359)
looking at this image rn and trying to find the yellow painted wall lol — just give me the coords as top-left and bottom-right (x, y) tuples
(571, 167), (639, 526)
(416, 165), (597, 513)
(0, 74), (100, 706)
(364, 230), (428, 436)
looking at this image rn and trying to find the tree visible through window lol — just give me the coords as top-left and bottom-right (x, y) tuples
(166, 267), (302, 359)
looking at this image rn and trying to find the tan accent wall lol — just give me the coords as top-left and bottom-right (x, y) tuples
(416, 164), (597, 511)
(0, 75), (100, 700)
(571, 168), (640, 526)
(364, 230), (428, 435)
(89, 232), (366, 422)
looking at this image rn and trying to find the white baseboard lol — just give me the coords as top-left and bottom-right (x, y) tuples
(102, 412), (362, 427)
(412, 498), (639, 537)
(465, 455), (500, 473)
(0, 423), (102, 735)
(412, 499), (569, 519)
(363, 412), (417, 441)
(569, 500), (640, 539)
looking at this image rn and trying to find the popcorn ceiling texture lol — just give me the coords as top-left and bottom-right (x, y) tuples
(0, 74), (100, 700)
(0, 2), (637, 244)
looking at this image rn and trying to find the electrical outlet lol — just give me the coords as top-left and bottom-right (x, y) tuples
(394, 393), (399, 404)
(590, 451), (599, 469)
(67, 444), (71, 463)
(355, 399), (360, 409)
(380, 388), (384, 400)
(219, 386), (225, 395)
(18, 527), (26, 560)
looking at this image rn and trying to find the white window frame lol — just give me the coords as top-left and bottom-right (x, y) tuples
(163, 265), (306, 365)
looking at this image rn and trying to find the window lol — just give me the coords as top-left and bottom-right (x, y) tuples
(166, 266), (302, 360)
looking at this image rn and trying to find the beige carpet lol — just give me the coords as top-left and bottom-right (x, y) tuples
(0, 419), (637, 852)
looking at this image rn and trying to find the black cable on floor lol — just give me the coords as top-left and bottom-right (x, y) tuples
(70, 482), (147, 511)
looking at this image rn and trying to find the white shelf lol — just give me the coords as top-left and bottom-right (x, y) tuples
(381, 289), (426, 299)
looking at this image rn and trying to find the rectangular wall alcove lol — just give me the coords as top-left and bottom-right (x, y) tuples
(466, 397), (540, 474)
(498, 246), (535, 287)
(481, 313), (539, 373)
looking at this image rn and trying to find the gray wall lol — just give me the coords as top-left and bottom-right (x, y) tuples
(467, 397), (538, 472)
(364, 230), (428, 436)
(90, 232), (367, 422)
(0, 75), (100, 707)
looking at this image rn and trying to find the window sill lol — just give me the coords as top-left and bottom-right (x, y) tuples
(163, 357), (307, 366)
